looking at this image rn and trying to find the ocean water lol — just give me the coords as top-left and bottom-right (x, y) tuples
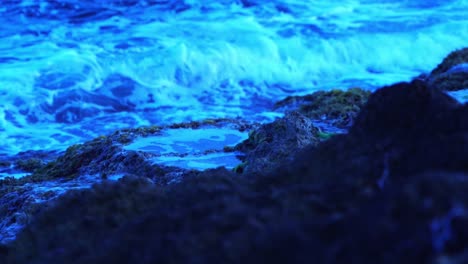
(0, 0), (467, 155)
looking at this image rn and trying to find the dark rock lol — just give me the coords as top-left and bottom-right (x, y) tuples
(6, 58), (468, 263)
(235, 111), (320, 175)
(274, 87), (370, 128)
(428, 47), (468, 91)
(0, 150), (59, 176)
(311, 172), (468, 264)
(13, 164), (468, 263)
(6, 165), (374, 264)
(286, 80), (467, 186)
(0, 244), (8, 264)
(14, 158), (44, 173)
(431, 48), (468, 76)
(6, 175), (161, 264)
(32, 136), (165, 181)
(351, 79), (460, 140)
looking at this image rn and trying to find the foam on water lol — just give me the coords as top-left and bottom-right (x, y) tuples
(0, 0), (467, 155)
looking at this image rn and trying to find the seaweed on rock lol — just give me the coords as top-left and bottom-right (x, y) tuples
(235, 111), (320, 175)
(274, 87), (371, 128)
(3, 49), (468, 264)
(7, 79), (468, 263)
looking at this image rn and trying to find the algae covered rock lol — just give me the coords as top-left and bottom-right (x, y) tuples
(5, 67), (468, 263)
(9, 141), (468, 264)
(0, 118), (254, 247)
(428, 47), (468, 91)
(14, 159), (44, 173)
(274, 87), (371, 128)
(235, 111), (320, 175)
(286, 80), (467, 186)
(235, 87), (371, 176)
(7, 169), (259, 264)
(5, 162), (373, 264)
(7, 175), (164, 264)
(32, 135), (166, 181)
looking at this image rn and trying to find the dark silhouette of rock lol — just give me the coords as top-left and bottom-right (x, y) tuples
(286, 80), (466, 186)
(428, 48), (468, 91)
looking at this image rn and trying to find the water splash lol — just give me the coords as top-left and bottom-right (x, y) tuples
(0, 0), (467, 154)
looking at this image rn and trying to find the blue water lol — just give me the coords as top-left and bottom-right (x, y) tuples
(0, 0), (467, 155)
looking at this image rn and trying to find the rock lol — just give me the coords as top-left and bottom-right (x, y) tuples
(0, 150), (60, 179)
(5, 63), (468, 263)
(431, 48), (468, 76)
(12, 160), (468, 263)
(428, 47), (468, 91)
(0, 118), (254, 245)
(235, 111), (320, 175)
(309, 172), (468, 264)
(274, 87), (371, 128)
(32, 135), (168, 182)
(14, 159), (44, 173)
(285, 80), (467, 186)
(351, 79), (460, 139)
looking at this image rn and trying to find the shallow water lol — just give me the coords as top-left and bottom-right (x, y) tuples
(124, 127), (248, 170)
(0, 0), (467, 155)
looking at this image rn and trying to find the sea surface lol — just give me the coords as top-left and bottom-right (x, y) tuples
(0, 0), (467, 155)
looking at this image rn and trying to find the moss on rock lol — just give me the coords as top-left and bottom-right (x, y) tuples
(33, 137), (113, 180)
(275, 87), (371, 128)
(28, 135), (167, 182)
(14, 158), (45, 173)
(7, 80), (468, 263)
(235, 111), (320, 175)
(12, 78), (468, 263)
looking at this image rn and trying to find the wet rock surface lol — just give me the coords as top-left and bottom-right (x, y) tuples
(285, 80), (466, 187)
(233, 87), (370, 176)
(0, 118), (253, 245)
(1, 49), (468, 263)
(235, 111), (321, 175)
(274, 87), (371, 129)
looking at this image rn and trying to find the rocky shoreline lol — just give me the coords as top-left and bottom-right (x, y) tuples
(1, 47), (468, 263)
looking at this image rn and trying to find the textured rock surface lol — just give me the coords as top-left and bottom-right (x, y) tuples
(235, 111), (320, 175)
(286, 80), (465, 186)
(234, 87), (370, 176)
(2, 49), (468, 263)
(0, 119), (253, 246)
(5, 80), (468, 263)
(274, 87), (371, 128)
